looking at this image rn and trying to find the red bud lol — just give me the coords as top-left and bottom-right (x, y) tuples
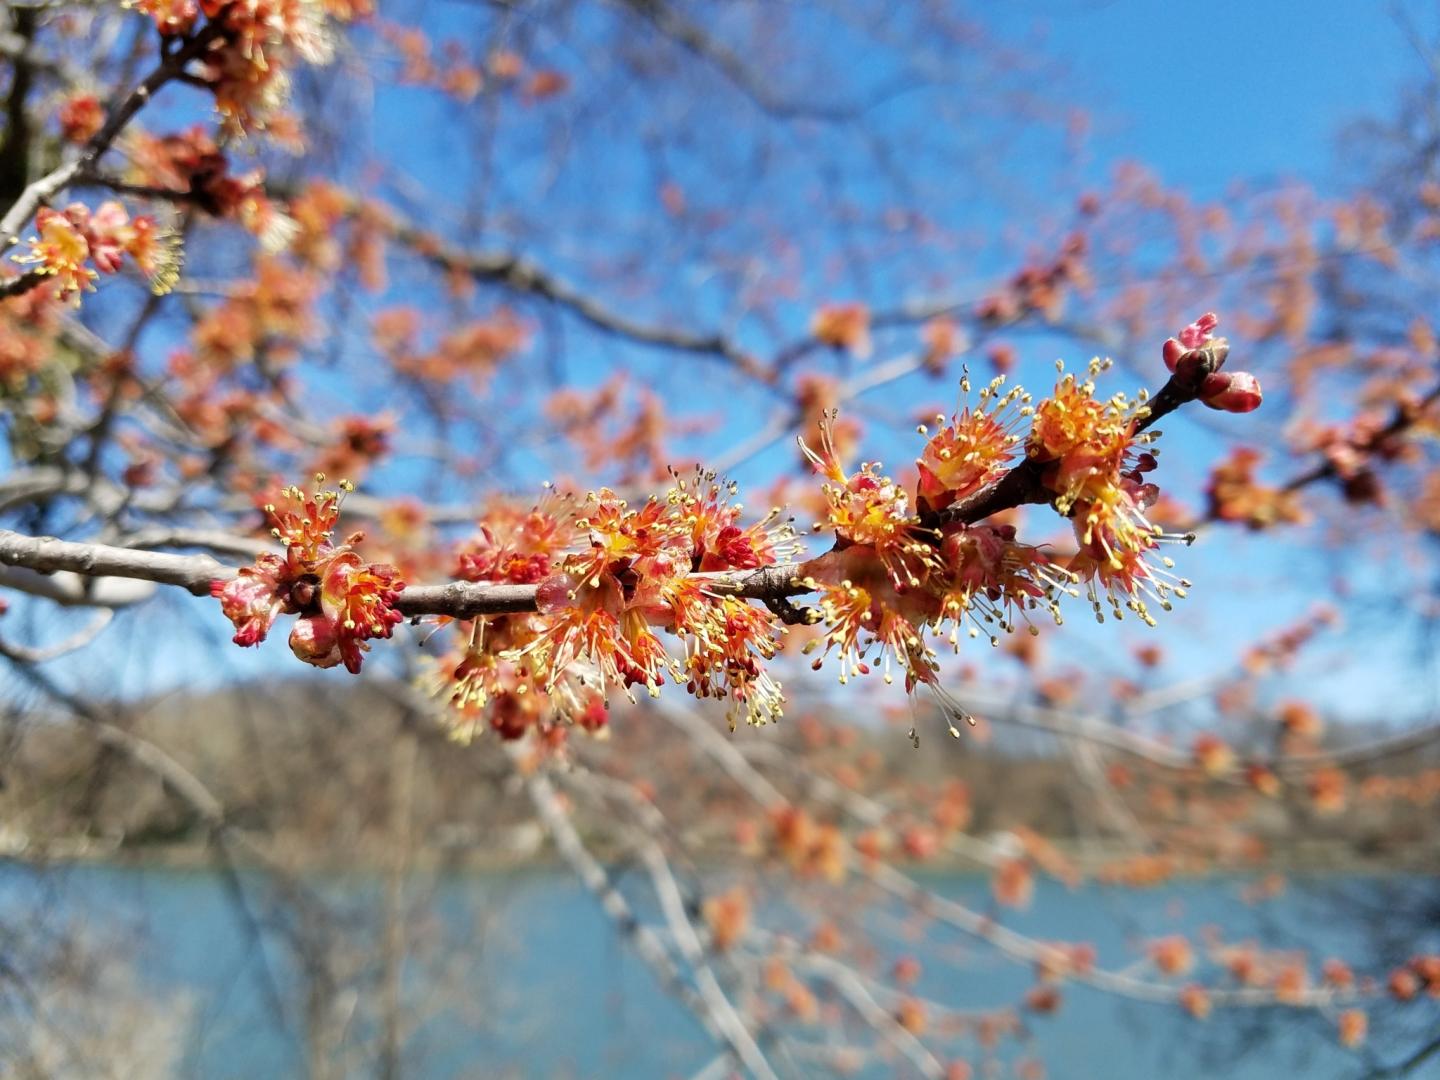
(1200, 371), (1262, 413)
(1162, 337), (1185, 372)
(289, 614), (343, 668)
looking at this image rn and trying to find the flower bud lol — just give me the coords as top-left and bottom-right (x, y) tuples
(289, 577), (318, 610)
(536, 571), (578, 614)
(290, 614), (343, 668)
(1173, 349), (1212, 384)
(1162, 337), (1185, 372)
(1200, 370), (1262, 413)
(1171, 337), (1229, 384)
(1178, 311), (1219, 350)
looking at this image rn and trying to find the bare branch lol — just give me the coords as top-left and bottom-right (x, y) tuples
(517, 750), (777, 1080)
(743, 932), (947, 1079)
(0, 526), (815, 615)
(0, 21), (221, 270)
(570, 765), (948, 1079)
(0, 609), (113, 663)
(0, 565), (159, 608)
(658, 702), (1367, 1012)
(623, 0), (919, 123)
(0, 528), (230, 598)
(379, 209), (776, 384)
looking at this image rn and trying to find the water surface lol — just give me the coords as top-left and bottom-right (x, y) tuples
(0, 862), (1391, 1078)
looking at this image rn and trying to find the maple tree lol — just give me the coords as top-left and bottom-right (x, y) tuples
(0, 1), (1439, 1077)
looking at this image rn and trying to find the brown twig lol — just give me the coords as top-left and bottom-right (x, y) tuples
(0, 348), (1236, 619)
(0, 526), (816, 616)
(1279, 374), (1440, 494)
(0, 21), (221, 271)
(927, 342), (1227, 529)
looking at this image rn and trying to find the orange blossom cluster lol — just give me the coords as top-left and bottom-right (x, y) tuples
(213, 317), (1260, 742)
(434, 471), (802, 739)
(11, 202), (179, 302)
(796, 318), (1247, 718)
(212, 478), (405, 674)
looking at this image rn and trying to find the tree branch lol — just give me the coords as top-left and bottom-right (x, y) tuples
(0, 348), (1244, 621)
(516, 748), (777, 1080)
(929, 341), (1228, 528)
(378, 209), (776, 384)
(658, 701), (1367, 1012)
(624, 0), (918, 123)
(0, 526), (815, 616)
(0, 528), (231, 598)
(0, 22), (221, 264)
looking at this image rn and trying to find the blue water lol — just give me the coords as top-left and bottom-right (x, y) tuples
(0, 862), (1404, 1078)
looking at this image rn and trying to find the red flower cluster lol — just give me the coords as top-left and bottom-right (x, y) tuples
(209, 320), (1262, 746)
(1027, 357), (1189, 624)
(533, 473), (800, 726)
(131, 0), (349, 136)
(975, 232), (1088, 325)
(434, 471), (800, 739)
(1387, 954), (1440, 1001)
(373, 307), (530, 386)
(0, 283), (65, 391)
(1206, 447), (1308, 529)
(57, 93), (105, 144)
(11, 202), (178, 302)
(1163, 312), (1262, 414)
(811, 302), (872, 357)
(128, 127), (296, 251)
(211, 479), (405, 673)
(790, 318), (1260, 722)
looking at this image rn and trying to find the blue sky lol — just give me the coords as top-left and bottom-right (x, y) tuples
(1022, 0), (1411, 195)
